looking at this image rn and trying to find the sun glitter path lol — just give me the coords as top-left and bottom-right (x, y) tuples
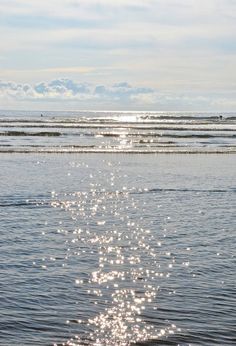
(50, 161), (179, 346)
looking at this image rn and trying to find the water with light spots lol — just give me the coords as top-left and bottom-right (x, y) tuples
(0, 111), (236, 346)
(0, 110), (236, 153)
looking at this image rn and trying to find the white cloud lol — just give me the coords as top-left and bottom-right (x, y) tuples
(0, 78), (155, 103)
(1, 78), (236, 111)
(0, 0), (235, 109)
(0, 80), (35, 99)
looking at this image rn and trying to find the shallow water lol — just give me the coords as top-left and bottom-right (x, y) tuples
(0, 111), (236, 153)
(0, 154), (235, 346)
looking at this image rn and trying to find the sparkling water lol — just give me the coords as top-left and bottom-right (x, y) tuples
(0, 153), (235, 345)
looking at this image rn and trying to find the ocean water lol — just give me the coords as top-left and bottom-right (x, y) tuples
(0, 110), (236, 153)
(0, 152), (235, 346)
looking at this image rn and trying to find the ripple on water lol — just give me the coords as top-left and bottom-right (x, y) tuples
(1, 155), (235, 346)
(48, 163), (181, 346)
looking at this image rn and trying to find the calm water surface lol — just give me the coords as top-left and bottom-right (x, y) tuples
(0, 154), (235, 346)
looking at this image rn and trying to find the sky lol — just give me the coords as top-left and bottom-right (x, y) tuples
(0, 0), (236, 111)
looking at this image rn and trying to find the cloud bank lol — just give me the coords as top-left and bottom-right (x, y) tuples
(0, 78), (160, 109)
(1, 78), (236, 111)
(0, 79), (153, 102)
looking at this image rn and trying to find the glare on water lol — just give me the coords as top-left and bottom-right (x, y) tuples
(1, 153), (235, 346)
(50, 161), (179, 346)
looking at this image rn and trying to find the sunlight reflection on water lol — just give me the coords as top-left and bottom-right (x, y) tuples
(51, 161), (179, 346)
(2, 154), (235, 346)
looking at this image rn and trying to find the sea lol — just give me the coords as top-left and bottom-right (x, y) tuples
(0, 110), (236, 153)
(0, 110), (235, 346)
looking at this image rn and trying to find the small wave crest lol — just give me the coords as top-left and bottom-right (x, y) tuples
(0, 111), (236, 154)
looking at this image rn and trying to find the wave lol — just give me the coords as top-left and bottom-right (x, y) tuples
(1, 124), (236, 132)
(141, 115), (236, 121)
(134, 187), (236, 194)
(0, 111), (236, 154)
(0, 194), (51, 207)
(0, 130), (235, 139)
(0, 131), (61, 137)
(97, 132), (236, 138)
(1, 147), (236, 154)
(0, 201), (49, 207)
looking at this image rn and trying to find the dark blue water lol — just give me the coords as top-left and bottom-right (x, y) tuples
(0, 154), (235, 345)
